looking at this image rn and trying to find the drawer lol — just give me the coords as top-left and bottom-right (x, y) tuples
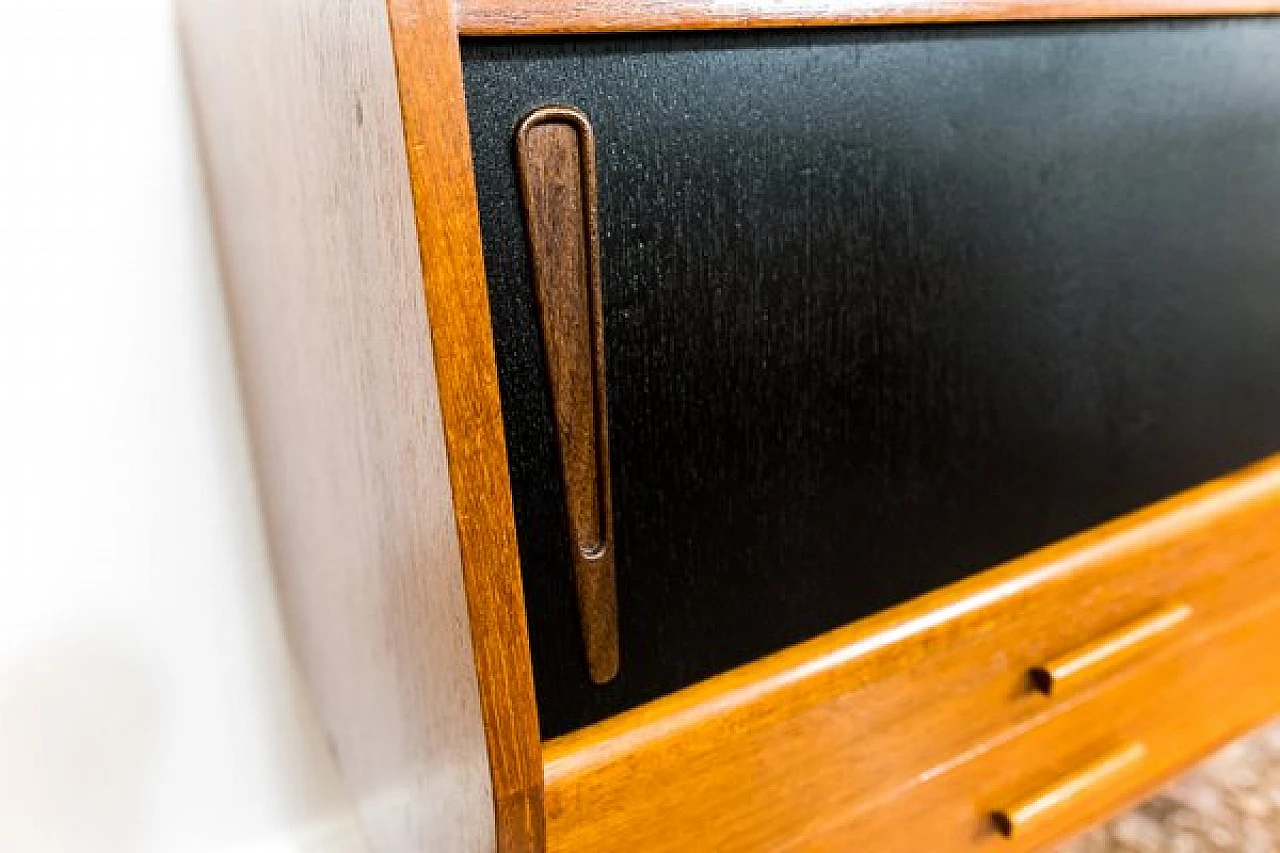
(543, 457), (1280, 853)
(462, 20), (1280, 738)
(811, 589), (1280, 852)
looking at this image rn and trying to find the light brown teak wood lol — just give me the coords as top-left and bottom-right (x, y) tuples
(181, 0), (545, 849)
(543, 455), (1280, 853)
(458, 0), (1280, 35)
(176, 0), (507, 851)
(385, 0), (545, 849)
(816, 591), (1280, 852)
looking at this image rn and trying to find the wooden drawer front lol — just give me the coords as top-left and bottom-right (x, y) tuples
(464, 20), (1280, 738)
(544, 457), (1280, 853)
(813, 593), (1280, 852)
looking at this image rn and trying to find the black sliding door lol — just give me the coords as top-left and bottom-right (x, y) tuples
(463, 20), (1280, 738)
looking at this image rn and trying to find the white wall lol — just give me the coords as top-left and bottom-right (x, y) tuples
(1, 2), (371, 852)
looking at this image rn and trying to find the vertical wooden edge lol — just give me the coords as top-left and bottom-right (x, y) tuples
(177, 0), (504, 850)
(384, 1), (546, 850)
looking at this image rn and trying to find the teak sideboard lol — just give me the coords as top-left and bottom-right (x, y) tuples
(179, 2), (1280, 850)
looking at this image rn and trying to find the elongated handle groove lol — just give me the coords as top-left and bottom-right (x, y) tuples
(993, 742), (1148, 839)
(1030, 603), (1192, 697)
(517, 105), (619, 684)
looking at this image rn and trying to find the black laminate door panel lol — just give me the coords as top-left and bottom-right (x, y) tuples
(462, 21), (1280, 738)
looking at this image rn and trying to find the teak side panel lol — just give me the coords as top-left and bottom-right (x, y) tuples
(177, 0), (501, 851)
(458, 0), (1280, 34)
(543, 456), (1280, 853)
(385, 0), (545, 850)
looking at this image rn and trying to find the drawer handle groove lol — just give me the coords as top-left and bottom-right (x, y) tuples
(517, 105), (619, 685)
(1030, 603), (1192, 697)
(993, 742), (1148, 839)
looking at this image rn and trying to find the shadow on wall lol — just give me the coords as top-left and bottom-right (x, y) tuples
(0, 634), (164, 853)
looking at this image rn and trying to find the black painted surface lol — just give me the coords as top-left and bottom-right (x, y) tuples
(462, 21), (1280, 739)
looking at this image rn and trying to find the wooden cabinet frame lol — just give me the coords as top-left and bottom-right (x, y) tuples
(178, 2), (1280, 852)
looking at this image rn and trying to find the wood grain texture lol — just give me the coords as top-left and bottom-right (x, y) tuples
(384, 1), (545, 850)
(516, 108), (618, 686)
(1060, 721), (1280, 851)
(463, 22), (1280, 737)
(819, 591), (1280, 852)
(176, 1), (498, 850)
(457, 0), (1280, 34)
(542, 455), (1280, 853)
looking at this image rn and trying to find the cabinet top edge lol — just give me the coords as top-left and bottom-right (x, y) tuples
(456, 0), (1280, 36)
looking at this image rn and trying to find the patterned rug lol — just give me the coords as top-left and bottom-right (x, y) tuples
(1060, 723), (1280, 852)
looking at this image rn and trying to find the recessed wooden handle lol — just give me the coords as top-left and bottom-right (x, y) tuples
(517, 105), (619, 685)
(993, 742), (1147, 839)
(1030, 603), (1192, 697)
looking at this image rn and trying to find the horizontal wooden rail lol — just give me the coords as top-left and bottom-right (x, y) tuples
(541, 455), (1280, 853)
(458, 0), (1280, 36)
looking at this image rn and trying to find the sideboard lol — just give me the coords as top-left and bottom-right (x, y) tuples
(179, 2), (1280, 850)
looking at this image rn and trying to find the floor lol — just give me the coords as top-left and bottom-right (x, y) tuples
(1061, 722), (1280, 852)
